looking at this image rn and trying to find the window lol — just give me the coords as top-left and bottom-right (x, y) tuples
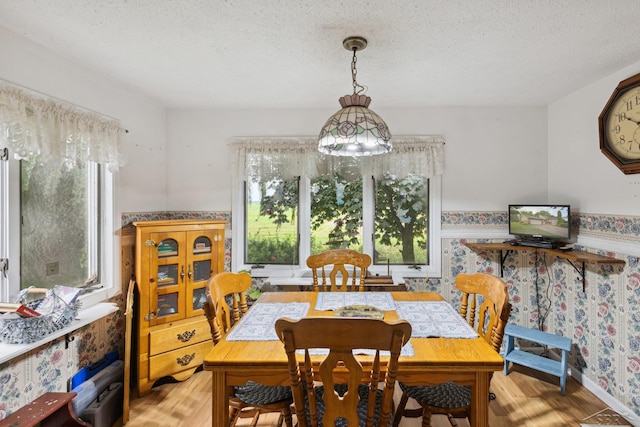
(373, 173), (429, 265)
(232, 137), (444, 283)
(20, 156), (99, 289)
(310, 174), (363, 254)
(0, 83), (122, 304)
(245, 177), (300, 264)
(1, 150), (114, 303)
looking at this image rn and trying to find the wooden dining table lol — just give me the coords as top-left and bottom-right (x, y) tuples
(202, 291), (503, 427)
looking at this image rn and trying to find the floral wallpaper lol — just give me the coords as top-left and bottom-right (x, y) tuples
(0, 296), (124, 420)
(415, 211), (640, 419)
(0, 210), (638, 422)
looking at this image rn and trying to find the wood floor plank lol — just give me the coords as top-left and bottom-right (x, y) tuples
(120, 365), (631, 427)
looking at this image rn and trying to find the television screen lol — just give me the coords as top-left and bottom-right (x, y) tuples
(508, 205), (571, 241)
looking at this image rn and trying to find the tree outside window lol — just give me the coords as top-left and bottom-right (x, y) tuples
(245, 172), (427, 266)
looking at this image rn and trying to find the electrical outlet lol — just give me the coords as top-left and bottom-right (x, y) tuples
(46, 262), (59, 276)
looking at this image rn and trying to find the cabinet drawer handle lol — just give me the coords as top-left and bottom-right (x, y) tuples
(177, 329), (196, 342)
(176, 353), (195, 366)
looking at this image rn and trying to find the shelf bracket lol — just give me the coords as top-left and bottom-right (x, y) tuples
(498, 250), (512, 277)
(562, 259), (587, 292)
(65, 333), (75, 349)
(501, 249), (586, 291)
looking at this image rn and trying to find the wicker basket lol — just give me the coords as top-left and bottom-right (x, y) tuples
(0, 286), (82, 344)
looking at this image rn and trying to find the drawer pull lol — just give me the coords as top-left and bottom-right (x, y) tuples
(177, 329), (196, 342)
(176, 353), (196, 366)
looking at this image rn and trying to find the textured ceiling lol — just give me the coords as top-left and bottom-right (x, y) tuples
(1, 0), (639, 109)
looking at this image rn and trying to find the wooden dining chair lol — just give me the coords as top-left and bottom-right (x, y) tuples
(392, 272), (512, 427)
(203, 271), (294, 427)
(275, 316), (411, 427)
(306, 249), (371, 291)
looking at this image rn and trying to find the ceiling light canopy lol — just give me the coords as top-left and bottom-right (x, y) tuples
(317, 36), (392, 156)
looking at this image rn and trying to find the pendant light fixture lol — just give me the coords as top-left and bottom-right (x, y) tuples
(317, 36), (392, 156)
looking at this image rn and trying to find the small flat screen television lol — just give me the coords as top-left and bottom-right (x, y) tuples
(508, 204), (571, 243)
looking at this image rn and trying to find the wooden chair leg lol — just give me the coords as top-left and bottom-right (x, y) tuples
(393, 391), (410, 427)
(229, 407), (242, 427)
(421, 407), (432, 427)
(249, 409), (260, 427)
(282, 405), (294, 427)
(422, 411), (431, 427)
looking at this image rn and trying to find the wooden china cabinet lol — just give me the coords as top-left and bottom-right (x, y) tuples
(132, 219), (226, 396)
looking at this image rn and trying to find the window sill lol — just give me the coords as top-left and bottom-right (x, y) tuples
(251, 266), (435, 286)
(262, 276), (406, 287)
(0, 302), (118, 365)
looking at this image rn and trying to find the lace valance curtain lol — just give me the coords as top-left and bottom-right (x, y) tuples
(231, 136), (445, 181)
(0, 82), (125, 171)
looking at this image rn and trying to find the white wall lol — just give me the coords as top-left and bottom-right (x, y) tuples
(0, 26), (167, 214)
(549, 60), (640, 216)
(4, 23), (637, 222)
(165, 106), (548, 212)
(0, 25), (551, 216)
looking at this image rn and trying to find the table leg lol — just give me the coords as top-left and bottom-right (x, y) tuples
(471, 372), (491, 427)
(211, 371), (228, 427)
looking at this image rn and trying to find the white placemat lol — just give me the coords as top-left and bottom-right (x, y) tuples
(225, 302), (310, 341)
(304, 341), (415, 357)
(314, 292), (396, 311)
(394, 301), (479, 338)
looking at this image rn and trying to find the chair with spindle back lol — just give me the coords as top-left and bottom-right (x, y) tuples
(393, 272), (511, 427)
(306, 249), (371, 292)
(203, 271), (294, 427)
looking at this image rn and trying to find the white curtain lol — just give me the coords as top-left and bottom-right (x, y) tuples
(231, 136), (445, 181)
(0, 82), (125, 171)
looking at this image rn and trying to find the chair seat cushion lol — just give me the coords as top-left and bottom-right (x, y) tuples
(399, 381), (471, 409)
(234, 381), (292, 405)
(309, 384), (390, 427)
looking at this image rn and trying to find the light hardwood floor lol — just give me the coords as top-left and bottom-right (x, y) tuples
(122, 365), (632, 427)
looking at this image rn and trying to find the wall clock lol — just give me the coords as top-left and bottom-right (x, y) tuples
(598, 72), (640, 174)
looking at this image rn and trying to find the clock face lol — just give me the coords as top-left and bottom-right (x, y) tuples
(599, 72), (640, 174)
(604, 85), (640, 161)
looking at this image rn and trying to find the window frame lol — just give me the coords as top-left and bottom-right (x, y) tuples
(232, 173), (441, 284)
(0, 150), (115, 306)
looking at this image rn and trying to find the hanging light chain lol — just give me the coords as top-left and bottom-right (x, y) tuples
(351, 47), (365, 95)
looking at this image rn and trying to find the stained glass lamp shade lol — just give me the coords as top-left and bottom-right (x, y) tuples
(317, 36), (392, 157)
(318, 93), (391, 156)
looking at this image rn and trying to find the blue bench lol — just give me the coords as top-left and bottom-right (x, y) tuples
(503, 324), (572, 395)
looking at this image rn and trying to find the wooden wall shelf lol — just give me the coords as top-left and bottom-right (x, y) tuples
(465, 242), (625, 292)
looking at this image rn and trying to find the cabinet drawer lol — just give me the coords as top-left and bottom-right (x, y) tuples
(149, 318), (211, 356)
(149, 340), (212, 380)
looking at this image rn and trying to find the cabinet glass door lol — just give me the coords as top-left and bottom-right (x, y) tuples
(192, 287), (207, 312)
(157, 292), (179, 317)
(150, 233), (186, 325)
(185, 230), (218, 317)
